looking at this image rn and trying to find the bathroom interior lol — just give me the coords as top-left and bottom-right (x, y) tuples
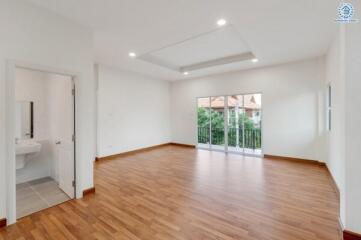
(15, 67), (75, 219)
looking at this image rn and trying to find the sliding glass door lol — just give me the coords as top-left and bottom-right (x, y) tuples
(197, 97), (210, 149)
(197, 93), (262, 156)
(227, 95), (244, 153)
(243, 94), (262, 155)
(210, 96), (225, 151)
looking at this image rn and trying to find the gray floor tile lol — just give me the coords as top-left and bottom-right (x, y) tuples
(27, 177), (53, 185)
(16, 177), (71, 219)
(16, 182), (30, 190)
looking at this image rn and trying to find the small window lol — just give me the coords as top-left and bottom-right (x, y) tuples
(327, 84), (332, 131)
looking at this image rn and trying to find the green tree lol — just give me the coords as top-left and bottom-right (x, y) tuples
(240, 112), (255, 130)
(227, 110), (255, 130)
(197, 107), (210, 127)
(198, 108), (255, 130)
(198, 107), (261, 148)
(210, 109), (224, 129)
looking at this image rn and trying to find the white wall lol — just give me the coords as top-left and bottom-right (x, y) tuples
(325, 26), (347, 224)
(344, 1), (361, 232)
(15, 68), (52, 183)
(14, 68), (73, 184)
(171, 58), (325, 161)
(325, 1), (361, 232)
(97, 65), (171, 157)
(0, 0), (95, 221)
(15, 68), (49, 140)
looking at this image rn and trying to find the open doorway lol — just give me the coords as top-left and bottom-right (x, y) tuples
(197, 93), (262, 156)
(14, 67), (75, 219)
(227, 94), (262, 155)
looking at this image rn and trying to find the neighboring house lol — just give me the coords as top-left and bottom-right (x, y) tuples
(198, 95), (262, 127)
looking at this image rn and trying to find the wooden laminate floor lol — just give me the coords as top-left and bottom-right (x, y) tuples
(0, 146), (341, 240)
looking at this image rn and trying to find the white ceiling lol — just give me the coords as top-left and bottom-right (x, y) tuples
(139, 25), (253, 72)
(25, 0), (338, 81)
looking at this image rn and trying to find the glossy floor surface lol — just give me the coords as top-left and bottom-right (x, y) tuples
(1, 146), (341, 239)
(16, 177), (71, 219)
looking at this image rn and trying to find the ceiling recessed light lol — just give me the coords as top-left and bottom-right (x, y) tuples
(217, 19), (227, 26)
(128, 52), (136, 58)
(183, 72), (189, 75)
(252, 58), (259, 63)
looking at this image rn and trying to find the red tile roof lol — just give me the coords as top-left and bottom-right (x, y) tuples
(198, 95), (261, 109)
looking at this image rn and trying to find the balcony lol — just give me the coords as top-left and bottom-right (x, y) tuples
(197, 127), (262, 155)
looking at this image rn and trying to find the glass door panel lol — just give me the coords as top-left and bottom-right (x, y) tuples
(197, 93), (262, 156)
(227, 95), (244, 153)
(210, 96), (225, 150)
(243, 94), (262, 155)
(197, 97), (210, 148)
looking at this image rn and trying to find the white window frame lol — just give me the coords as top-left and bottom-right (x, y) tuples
(326, 84), (332, 131)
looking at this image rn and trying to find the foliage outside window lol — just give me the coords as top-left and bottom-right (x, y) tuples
(197, 107), (261, 149)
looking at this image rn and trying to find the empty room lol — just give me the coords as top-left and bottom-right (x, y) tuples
(0, 0), (360, 240)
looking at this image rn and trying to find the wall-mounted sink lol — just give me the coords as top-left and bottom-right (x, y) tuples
(16, 140), (41, 170)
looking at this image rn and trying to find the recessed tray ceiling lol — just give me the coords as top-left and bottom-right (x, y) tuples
(139, 25), (255, 73)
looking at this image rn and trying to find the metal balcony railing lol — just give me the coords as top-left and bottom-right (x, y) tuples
(198, 127), (261, 149)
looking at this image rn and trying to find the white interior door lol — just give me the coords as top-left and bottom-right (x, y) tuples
(52, 78), (75, 199)
(58, 140), (74, 198)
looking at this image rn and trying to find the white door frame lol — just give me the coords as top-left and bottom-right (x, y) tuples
(196, 92), (264, 157)
(5, 60), (80, 225)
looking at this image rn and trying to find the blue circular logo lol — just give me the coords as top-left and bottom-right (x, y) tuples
(339, 3), (354, 20)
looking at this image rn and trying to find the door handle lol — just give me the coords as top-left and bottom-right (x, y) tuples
(55, 141), (61, 145)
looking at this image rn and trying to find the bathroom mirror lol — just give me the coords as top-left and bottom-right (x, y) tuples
(15, 101), (34, 139)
